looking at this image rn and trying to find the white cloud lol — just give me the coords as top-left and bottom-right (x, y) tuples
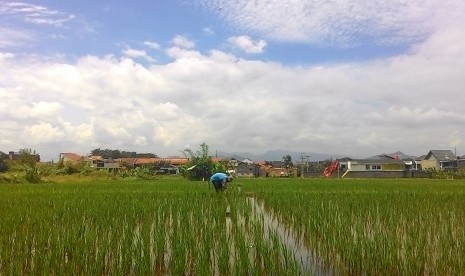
(0, 2), (75, 27)
(31, 101), (63, 118)
(64, 123), (93, 142)
(228, 35), (266, 54)
(0, 90), (63, 120)
(0, 27), (35, 48)
(0, 52), (14, 60)
(1, 20), (465, 158)
(143, 41), (160, 49)
(194, 0), (465, 46)
(22, 122), (65, 144)
(122, 48), (146, 58)
(134, 136), (148, 146)
(24, 14), (75, 26)
(165, 47), (202, 60)
(447, 131), (462, 149)
(171, 35), (195, 49)
(203, 27), (214, 36)
(122, 48), (156, 62)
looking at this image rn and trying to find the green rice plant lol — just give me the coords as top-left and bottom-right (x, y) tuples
(243, 178), (465, 274)
(2, 178), (463, 274)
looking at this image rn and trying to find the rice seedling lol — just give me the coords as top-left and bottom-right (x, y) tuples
(1, 177), (464, 274)
(243, 178), (465, 274)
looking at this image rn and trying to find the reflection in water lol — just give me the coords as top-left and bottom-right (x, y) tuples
(247, 197), (329, 275)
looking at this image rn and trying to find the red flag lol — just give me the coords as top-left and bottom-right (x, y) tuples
(323, 160), (339, 177)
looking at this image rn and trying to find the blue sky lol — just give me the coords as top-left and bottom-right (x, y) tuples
(2, 1), (412, 63)
(1, 0), (465, 161)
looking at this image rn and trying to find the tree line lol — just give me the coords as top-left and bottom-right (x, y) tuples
(90, 148), (157, 159)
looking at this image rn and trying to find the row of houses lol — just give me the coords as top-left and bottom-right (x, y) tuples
(6, 149), (465, 178)
(228, 150), (465, 178)
(3, 150), (298, 177)
(337, 150), (465, 178)
(58, 153), (296, 177)
(59, 153), (193, 174)
(231, 150), (465, 178)
(233, 158), (298, 178)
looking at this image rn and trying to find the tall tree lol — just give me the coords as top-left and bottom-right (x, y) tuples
(90, 148), (157, 159)
(18, 149), (41, 183)
(19, 148), (40, 166)
(181, 142), (225, 180)
(282, 154), (293, 168)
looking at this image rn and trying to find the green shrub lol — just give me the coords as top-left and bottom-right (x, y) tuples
(115, 166), (156, 179)
(0, 174), (20, 183)
(55, 159), (95, 175)
(36, 162), (55, 177)
(425, 167), (465, 179)
(23, 164), (41, 183)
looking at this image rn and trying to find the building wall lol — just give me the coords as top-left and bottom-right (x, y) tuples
(337, 169), (429, 178)
(236, 163), (259, 177)
(103, 163), (120, 169)
(422, 159), (440, 170)
(8, 151), (40, 163)
(348, 161), (404, 172)
(348, 163), (367, 171)
(383, 164), (404, 171)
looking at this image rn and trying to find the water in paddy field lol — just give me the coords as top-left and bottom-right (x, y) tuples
(246, 197), (332, 275)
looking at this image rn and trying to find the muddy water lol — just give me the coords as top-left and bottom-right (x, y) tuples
(246, 197), (330, 275)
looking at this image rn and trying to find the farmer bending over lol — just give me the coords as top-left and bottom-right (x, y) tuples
(210, 172), (233, 192)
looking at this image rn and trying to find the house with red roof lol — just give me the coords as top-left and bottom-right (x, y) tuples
(59, 152), (83, 163)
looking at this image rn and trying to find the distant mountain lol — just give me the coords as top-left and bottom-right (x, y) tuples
(216, 149), (342, 162)
(216, 149), (420, 162)
(215, 151), (253, 161)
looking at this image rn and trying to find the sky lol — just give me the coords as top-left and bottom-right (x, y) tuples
(1, 0), (465, 161)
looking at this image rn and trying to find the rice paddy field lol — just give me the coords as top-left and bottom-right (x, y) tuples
(1, 177), (465, 275)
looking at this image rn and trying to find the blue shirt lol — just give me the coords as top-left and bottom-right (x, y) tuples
(210, 173), (228, 182)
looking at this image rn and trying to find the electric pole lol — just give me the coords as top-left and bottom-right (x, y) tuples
(300, 152), (305, 178)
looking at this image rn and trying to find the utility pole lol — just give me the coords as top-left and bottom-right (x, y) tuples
(306, 155), (310, 173)
(300, 152), (305, 178)
(455, 147), (459, 169)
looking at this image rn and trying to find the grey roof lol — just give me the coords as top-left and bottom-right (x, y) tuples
(426, 150), (456, 161)
(241, 158), (254, 164)
(415, 155), (427, 161)
(367, 151), (416, 160)
(366, 154), (395, 160)
(338, 157), (353, 162)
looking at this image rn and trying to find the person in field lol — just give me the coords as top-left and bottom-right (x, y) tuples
(210, 172), (233, 192)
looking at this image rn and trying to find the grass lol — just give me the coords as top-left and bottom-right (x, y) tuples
(0, 177), (464, 274)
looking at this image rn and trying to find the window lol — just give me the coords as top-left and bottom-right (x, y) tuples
(366, 164), (381, 170)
